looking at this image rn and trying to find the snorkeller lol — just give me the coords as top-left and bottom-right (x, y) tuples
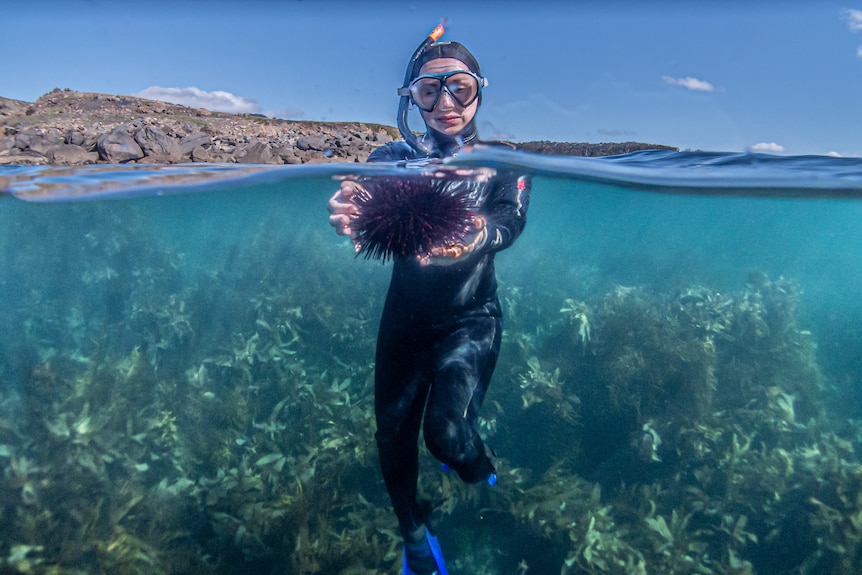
(328, 23), (531, 575)
(395, 21), (487, 157)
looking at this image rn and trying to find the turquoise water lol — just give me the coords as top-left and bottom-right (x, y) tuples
(1, 149), (862, 574)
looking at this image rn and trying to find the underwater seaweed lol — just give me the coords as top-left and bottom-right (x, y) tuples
(1, 190), (860, 575)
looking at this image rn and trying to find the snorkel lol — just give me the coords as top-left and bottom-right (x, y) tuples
(397, 22), (446, 155)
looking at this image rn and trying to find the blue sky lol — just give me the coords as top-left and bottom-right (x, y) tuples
(5, 1), (862, 156)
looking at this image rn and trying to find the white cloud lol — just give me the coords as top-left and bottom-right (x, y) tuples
(134, 86), (262, 114)
(749, 142), (786, 153)
(844, 8), (862, 31)
(826, 151), (845, 157)
(661, 75), (716, 92)
(857, 45), (862, 59)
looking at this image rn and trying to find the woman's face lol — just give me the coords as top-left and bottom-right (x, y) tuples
(417, 58), (479, 137)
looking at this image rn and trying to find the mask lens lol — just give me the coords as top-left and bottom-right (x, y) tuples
(409, 72), (481, 112)
(444, 73), (479, 107)
(410, 77), (444, 112)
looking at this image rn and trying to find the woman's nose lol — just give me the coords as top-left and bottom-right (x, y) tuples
(435, 88), (456, 110)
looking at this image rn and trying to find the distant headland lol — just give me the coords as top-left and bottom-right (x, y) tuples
(0, 89), (676, 166)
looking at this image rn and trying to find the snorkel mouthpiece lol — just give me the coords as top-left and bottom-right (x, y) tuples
(397, 21), (447, 155)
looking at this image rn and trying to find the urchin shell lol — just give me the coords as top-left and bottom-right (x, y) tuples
(352, 176), (475, 261)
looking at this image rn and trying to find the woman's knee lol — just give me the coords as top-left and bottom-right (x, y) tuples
(423, 412), (464, 464)
(424, 413), (495, 483)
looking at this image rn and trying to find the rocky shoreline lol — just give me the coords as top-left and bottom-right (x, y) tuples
(1, 89), (676, 166)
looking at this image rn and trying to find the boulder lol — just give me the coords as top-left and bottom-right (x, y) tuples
(47, 144), (99, 165)
(0, 151), (48, 165)
(273, 145), (299, 164)
(191, 146), (211, 162)
(45, 128), (63, 144)
(134, 126), (181, 158)
(65, 129), (86, 146)
(14, 130), (35, 150)
(27, 135), (53, 155)
(179, 132), (211, 155)
(234, 140), (273, 164)
(82, 134), (99, 152)
(25, 128), (63, 154)
(97, 128), (144, 163)
(296, 135), (326, 151)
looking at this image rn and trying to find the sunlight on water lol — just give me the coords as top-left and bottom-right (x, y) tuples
(1, 149), (861, 574)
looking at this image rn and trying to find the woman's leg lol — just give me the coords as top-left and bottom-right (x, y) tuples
(374, 316), (433, 533)
(423, 308), (501, 484)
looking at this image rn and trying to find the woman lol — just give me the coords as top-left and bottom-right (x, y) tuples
(328, 28), (531, 575)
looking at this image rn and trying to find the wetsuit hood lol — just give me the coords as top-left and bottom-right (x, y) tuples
(411, 41), (482, 79)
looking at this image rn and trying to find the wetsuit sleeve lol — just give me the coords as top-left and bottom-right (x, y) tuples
(480, 173), (531, 254)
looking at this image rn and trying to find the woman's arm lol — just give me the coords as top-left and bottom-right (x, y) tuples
(482, 172), (531, 253)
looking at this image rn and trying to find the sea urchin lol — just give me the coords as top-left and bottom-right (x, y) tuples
(352, 176), (476, 262)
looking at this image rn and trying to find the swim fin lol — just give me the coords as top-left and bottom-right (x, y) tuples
(442, 462), (497, 486)
(402, 528), (449, 575)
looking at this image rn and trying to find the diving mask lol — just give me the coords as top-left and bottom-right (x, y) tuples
(398, 70), (487, 112)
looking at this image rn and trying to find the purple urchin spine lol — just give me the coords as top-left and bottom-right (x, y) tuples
(352, 177), (475, 262)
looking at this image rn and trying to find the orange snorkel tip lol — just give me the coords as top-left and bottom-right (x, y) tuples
(429, 21), (446, 42)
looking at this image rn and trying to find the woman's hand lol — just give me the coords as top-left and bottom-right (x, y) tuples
(417, 214), (488, 266)
(327, 180), (363, 248)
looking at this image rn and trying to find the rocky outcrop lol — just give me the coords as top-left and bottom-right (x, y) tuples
(514, 140), (677, 156)
(0, 89), (675, 166)
(0, 90), (401, 166)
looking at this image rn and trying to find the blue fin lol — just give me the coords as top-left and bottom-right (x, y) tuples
(425, 531), (448, 575)
(402, 529), (448, 575)
(442, 463), (497, 486)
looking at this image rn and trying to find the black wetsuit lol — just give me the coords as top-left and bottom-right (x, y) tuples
(366, 131), (531, 535)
